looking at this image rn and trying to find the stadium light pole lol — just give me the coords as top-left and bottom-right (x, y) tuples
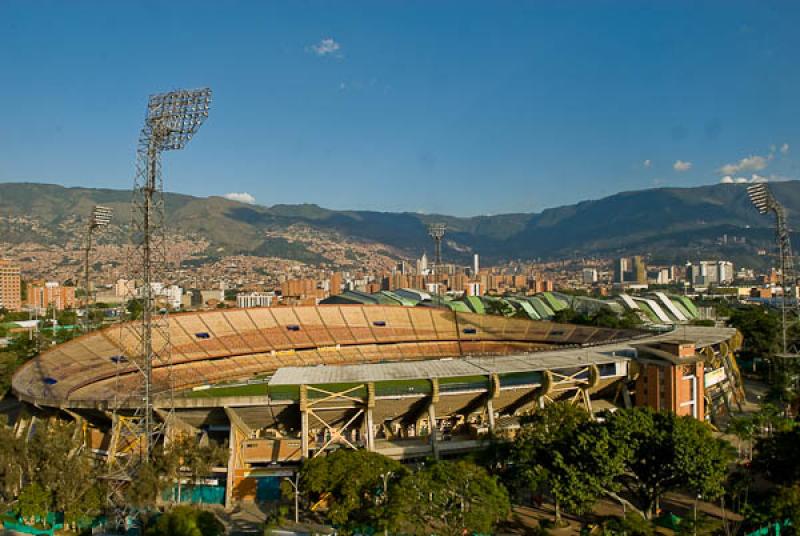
(83, 205), (113, 332)
(747, 183), (794, 354)
(131, 88), (212, 460)
(427, 223), (447, 290)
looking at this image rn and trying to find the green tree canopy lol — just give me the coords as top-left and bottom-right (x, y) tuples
(604, 408), (732, 518)
(144, 506), (224, 536)
(298, 449), (404, 531)
(728, 306), (780, 359)
(388, 459), (510, 536)
(512, 403), (626, 523)
(753, 424), (800, 485)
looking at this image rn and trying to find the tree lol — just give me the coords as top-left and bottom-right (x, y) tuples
(728, 415), (756, 460)
(765, 485), (800, 536)
(753, 424), (800, 485)
(144, 505), (224, 536)
(0, 418), (24, 511)
(0, 351), (20, 396)
(154, 435), (228, 503)
(388, 460), (510, 536)
(512, 403), (626, 524)
(16, 482), (50, 526)
(125, 462), (163, 511)
(728, 306), (780, 359)
(298, 449), (404, 531)
(604, 408), (732, 519)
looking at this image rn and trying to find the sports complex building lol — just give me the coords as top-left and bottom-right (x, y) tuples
(11, 304), (744, 507)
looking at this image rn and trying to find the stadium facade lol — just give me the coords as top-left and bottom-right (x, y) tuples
(11, 304), (743, 507)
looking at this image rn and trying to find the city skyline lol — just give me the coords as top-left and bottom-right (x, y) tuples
(1, 1), (799, 216)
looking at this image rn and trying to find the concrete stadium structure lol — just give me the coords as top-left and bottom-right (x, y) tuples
(11, 304), (742, 507)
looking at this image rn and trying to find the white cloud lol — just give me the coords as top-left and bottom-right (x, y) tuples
(223, 192), (256, 204)
(643, 159), (652, 168)
(310, 37), (341, 57)
(718, 154), (769, 175)
(719, 174), (768, 184)
(781, 143), (790, 154)
(673, 160), (692, 172)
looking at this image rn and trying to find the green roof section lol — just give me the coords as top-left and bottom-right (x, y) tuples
(671, 295), (699, 318)
(506, 298), (540, 320)
(321, 286), (701, 327)
(525, 297), (555, 319)
(463, 295), (486, 315)
(540, 292), (568, 312)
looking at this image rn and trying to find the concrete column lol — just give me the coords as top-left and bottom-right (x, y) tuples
(365, 382), (376, 451)
(224, 423), (236, 510)
(427, 403), (439, 460)
(300, 385), (309, 459)
(365, 407), (375, 451)
(486, 398), (496, 432)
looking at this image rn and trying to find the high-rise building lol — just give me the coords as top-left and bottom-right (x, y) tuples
(26, 281), (76, 312)
(0, 260), (22, 311)
(632, 256), (647, 284)
(582, 268), (598, 284)
(716, 261), (735, 284)
(329, 273), (343, 296)
(614, 258), (629, 284)
(685, 260), (734, 286)
(417, 253), (429, 275)
(472, 254), (480, 276)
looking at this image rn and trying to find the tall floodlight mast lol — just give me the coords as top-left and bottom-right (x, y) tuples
(127, 88), (212, 460)
(747, 182), (798, 355)
(83, 205), (113, 332)
(427, 223), (447, 275)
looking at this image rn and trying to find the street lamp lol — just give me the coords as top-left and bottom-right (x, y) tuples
(84, 205), (113, 332)
(284, 473), (300, 524)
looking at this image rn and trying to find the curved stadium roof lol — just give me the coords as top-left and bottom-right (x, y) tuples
(12, 304), (645, 408)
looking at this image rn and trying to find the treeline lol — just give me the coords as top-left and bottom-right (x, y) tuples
(283, 405), (731, 535)
(0, 419), (227, 535)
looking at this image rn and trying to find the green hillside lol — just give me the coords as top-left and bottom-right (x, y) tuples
(0, 181), (794, 264)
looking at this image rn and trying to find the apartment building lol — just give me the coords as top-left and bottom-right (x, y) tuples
(0, 260), (22, 311)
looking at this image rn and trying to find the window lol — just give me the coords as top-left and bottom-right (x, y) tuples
(462, 328), (477, 334)
(195, 332), (211, 339)
(373, 320), (387, 327)
(286, 325), (301, 332)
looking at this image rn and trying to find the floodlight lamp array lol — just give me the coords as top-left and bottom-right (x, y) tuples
(145, 88), (212, 151)
(747, 183), (773, 215)
(427, 223), (447, 239)
(90, 206), (113, 229)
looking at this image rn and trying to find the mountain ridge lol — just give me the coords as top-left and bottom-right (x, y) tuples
(1, 181), (796, 265)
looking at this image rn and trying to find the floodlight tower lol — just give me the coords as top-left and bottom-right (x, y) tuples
(747, 183), (797, 354)
(427, 223), (447, 275)
(127, 88), (211, 459)
(83, 205), (113, 332)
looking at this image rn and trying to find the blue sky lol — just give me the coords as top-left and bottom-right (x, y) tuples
(1, 1), (799, 216)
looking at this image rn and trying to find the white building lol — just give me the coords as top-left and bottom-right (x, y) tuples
(686, 260), (734, 286)
(237, 292), (275, 308)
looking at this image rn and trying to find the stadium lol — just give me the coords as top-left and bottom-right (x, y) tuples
(11, 303), (742, 506)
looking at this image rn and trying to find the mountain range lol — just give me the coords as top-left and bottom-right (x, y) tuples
(0, 181), (796, 267)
